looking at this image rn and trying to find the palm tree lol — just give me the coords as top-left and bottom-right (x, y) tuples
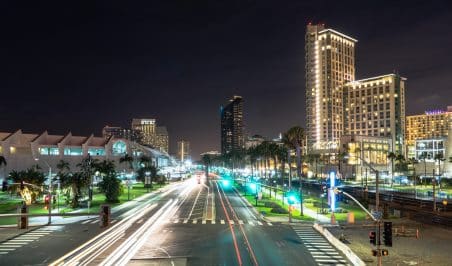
(284, 126), (306, 215)
(119, 154), (134, 171)
(96, 160), (122, 203)
(387, 152), (397, 187)
(275, 145), (288, 187)
(201, 154), (213, 180)
(434, 153), (445, 188)
(0, 156), (7, 191)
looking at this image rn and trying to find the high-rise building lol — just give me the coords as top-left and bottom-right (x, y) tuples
(155, 126), (169, 153)
(131, 119), (156, 146)
(305, 24), (357, 151)
(102, 126), (141, 142)
(177, 140), (190, 162)
(343, 74), (406, 154)
(220, 95), (244, 154)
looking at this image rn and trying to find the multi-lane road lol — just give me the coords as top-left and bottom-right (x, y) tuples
(0, 177), (350, 265)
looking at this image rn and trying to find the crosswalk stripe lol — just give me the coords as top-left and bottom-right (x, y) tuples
(174, 219), (179, 223)
(202, 220), (206, 224)
(267, 222), (273, 226)
(111, 220), (117, 224)
(90, 220), (98, 224)
(81, 219), (91, 224)
(0, 244), (22, 247)
(0, 252), (8, 255)
(229, 220), (235, 225)
(211, 220), (216, 224)
(257, 221), (263, 225)
(248, 221), (254, 225)
(0, 248), (15, 251)
(183, 219), (188, 224)
(238, 220), (244, 224)
(192, 219), (198, 224)
(221, 220), (225, 224)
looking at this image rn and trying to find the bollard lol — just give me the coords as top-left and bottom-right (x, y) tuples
(416, 229), (419, 239)
(17, 202), (28, 229)
(99, 204), (110, 228)
(347, 212), (355, 224)
(331, 213), (336, 225)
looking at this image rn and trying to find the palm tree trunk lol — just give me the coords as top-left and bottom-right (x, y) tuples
(296, 145), (303, 216)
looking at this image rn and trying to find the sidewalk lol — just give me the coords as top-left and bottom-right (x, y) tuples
(328, 218), (452, 265)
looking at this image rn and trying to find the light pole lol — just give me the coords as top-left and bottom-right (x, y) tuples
(35, 157), (52, 225)
(345, 153), (382, 266)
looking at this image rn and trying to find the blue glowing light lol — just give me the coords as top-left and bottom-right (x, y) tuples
(329, 171), (336, 211)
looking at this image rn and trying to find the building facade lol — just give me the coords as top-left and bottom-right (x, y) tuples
(0, 130), (174, 181)
(305, 24), (357, 151)
(131, 118), (156, 146)
(102, 126), (141, 142)
(177, 140), (190, 162)
(154, 126), (169, 153)
(220, 95), (244, 154)
(343, 74), (406, 154)
(406, 107), (451, 157)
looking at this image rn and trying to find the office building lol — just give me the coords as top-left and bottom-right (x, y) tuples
(177, 140), (190, 162)
(343, 74), (406, 154)
(305, 23), (357, 151)
(155, 126), (169, 153)
(102, 126), (141, 142)
(131, 118), (156, 146)
(220, 95), (244, 154)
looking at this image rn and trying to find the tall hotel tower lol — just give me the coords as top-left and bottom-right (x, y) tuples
(305, 24), (357, 151)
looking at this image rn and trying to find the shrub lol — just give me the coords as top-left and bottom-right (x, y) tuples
(264, 201), (281, 208)
(271, 207), (289, 214)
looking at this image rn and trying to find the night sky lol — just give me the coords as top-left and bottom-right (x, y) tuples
(1, 1), (451, 159)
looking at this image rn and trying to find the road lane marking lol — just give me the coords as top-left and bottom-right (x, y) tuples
(221, 219), (225, 224)
(257, 221), (263, 225)
(192, 219), (198, 224)
(211, 219), (216, 224)
(173, 219), (179, 223)
(90, 219), (98, 224)
(267, 222), (273, 226)
(183, 219), (188, 223)
(248, 221), (254, 225)
(238, 220), (244, 224)
(202, 220), (206, 224)
(81, 219), (92, 224)
(0, 248), (15, 251)
(229, 220), (235, 225)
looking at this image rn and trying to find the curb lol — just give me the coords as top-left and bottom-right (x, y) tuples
(313, 222), (366, 266)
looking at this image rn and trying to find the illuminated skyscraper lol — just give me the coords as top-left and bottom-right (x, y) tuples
(131, 119), (156, 146)
(177, 140), (190, 162)
(305, 24), (357, 151)
(220, 95), (244, 154)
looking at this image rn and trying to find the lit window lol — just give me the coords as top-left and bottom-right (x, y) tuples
(112, 141), (127, 155)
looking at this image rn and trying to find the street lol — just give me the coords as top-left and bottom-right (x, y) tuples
(0, 177), (350, 265)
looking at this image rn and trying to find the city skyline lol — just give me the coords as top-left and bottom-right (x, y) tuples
(1, 1), (452, 158)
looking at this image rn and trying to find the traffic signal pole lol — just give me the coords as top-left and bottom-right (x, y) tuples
(375, 171), (382, 266)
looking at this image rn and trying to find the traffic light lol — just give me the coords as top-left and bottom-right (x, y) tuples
(371, 249), (379, 257)
(383, 222), (393, 247)
(369, 231), (376, 245)
(287, 191), (299, 205)
(382, 249), (389, 256)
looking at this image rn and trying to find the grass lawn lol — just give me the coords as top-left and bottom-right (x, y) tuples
(303, 195), (369, 222)
(0, 183), (163, 225)
(240, 191), (315, 221)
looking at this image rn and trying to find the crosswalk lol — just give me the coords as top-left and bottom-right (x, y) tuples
(166, 218), (273, 226)
(81, 218), (118, 225)
(292, 225), (349, 266)
(0, 226), (62, 256)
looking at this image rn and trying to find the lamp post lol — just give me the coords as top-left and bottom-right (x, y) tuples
(35, 157), (52, 225)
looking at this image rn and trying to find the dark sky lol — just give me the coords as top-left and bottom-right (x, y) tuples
(1, 1), (451, 159)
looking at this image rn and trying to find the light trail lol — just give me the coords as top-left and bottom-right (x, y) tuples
(218, 182), (259, 266)
(215, 181), (243, 266)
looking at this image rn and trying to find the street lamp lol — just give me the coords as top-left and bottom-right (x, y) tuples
(34, 157), (52, 225)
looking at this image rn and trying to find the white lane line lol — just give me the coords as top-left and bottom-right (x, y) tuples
(90, 220), (98, 224)
(202, 220), (206, 224)
(192, 219), (198, 224)
(16, 236), (41, 240)
(248, 221), (254, 225)
(257, 221), (263, 225)
(229, 220), (235, 225)
(267, 222), (273, 226)
(8, 239), (34, 242)
(0, 248), (15, 251)
(0, 252), (8, 254)
(183, 219), (188, 224)
(211, 220), (216, 224)
(220, 219), (225, 224)
(81, 219), (92, 224)
(238, 220), (244, 225)
(316, 259), (347, 263)
(173, 219), (179, 224)
(0, 244), (22, 247)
